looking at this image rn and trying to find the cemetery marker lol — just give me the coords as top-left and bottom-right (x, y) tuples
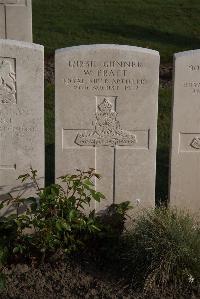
(0, 40), (44, 200)
(170, 50), (200, 213)
(0, 0), (32, 42)
(0, 0), (17, 38)
(55, 45), (159, 211)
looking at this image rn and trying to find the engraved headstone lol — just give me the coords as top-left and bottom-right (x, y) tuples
(0, 0), (32, 42)
(55, 45), (159, 211)
(0, 39), (44, 202)
(170, 50), (200, 213)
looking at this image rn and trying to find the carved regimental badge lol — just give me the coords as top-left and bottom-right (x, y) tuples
(75, 98), (137, 147)
(190, 137), (200, 150)
(0, 59), (16, 104)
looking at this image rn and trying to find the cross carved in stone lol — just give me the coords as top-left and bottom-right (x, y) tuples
(0, 0), (24, 38)
(62, 96), (149, 206)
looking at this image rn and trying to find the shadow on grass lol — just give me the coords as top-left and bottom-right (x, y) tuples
(156, 147), (170, 206)
(45, 143), (55, 186)
(85, 23), (200, 50)
(45, 83), (55, 186)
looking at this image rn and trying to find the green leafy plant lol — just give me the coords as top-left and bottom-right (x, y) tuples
(15, 168), (107, 257)
(0, 167), (132, 264)
(0, 168), (107, 259)
(0, 167), (133, 290)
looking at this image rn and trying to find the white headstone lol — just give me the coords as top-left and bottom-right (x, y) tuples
(0, 0), (32, 42)
(170, 50), (200, 213)
(55, 45), (159, 211)
(0, 39), (44, 200)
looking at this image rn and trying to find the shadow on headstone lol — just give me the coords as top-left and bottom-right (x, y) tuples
(0, 179), (43, 217)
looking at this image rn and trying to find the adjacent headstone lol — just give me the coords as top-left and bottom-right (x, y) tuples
(170, 50), (200, 213)
(0, 39), (44, 201)
(0, 0), (32, 42)
(55, 45), (159, 211)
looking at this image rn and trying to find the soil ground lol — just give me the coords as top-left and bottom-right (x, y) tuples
(1, 257), (141, 299)
(1, 253), (198, 299)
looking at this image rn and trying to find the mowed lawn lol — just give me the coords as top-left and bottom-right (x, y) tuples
(32, 0), (200, 200)
(33, 0), (200, 62)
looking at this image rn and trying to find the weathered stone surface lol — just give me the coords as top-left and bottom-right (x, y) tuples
(55, 45), (159, 211)
(0, 39), (44, 203)
(170, 50), (200, 213)
(0, 0), (32, 42)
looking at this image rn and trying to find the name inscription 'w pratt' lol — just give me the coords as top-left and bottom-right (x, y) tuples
(0, 59), (16, 104)
(75, 98), (137, 147)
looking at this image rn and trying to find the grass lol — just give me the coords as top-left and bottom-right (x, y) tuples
(32, 0), (200, 199)
(33, 0), (200, 63)
(120, 208), (200, 297)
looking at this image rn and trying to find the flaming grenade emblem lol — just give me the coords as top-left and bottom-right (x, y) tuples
(75, 98), (137, 147)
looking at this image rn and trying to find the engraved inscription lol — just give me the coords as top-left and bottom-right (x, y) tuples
(183, 64), (200, 94)
(190, 137), (200, 149)
(0, 106), (41, 154)
(189, 65), (200, 71)
(184, 81), (200, 95)
(63, 59), (147, 92)
(68, 60), (143, 68)
(0, 58), (16, 104)
(75, 98), (137, 147)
